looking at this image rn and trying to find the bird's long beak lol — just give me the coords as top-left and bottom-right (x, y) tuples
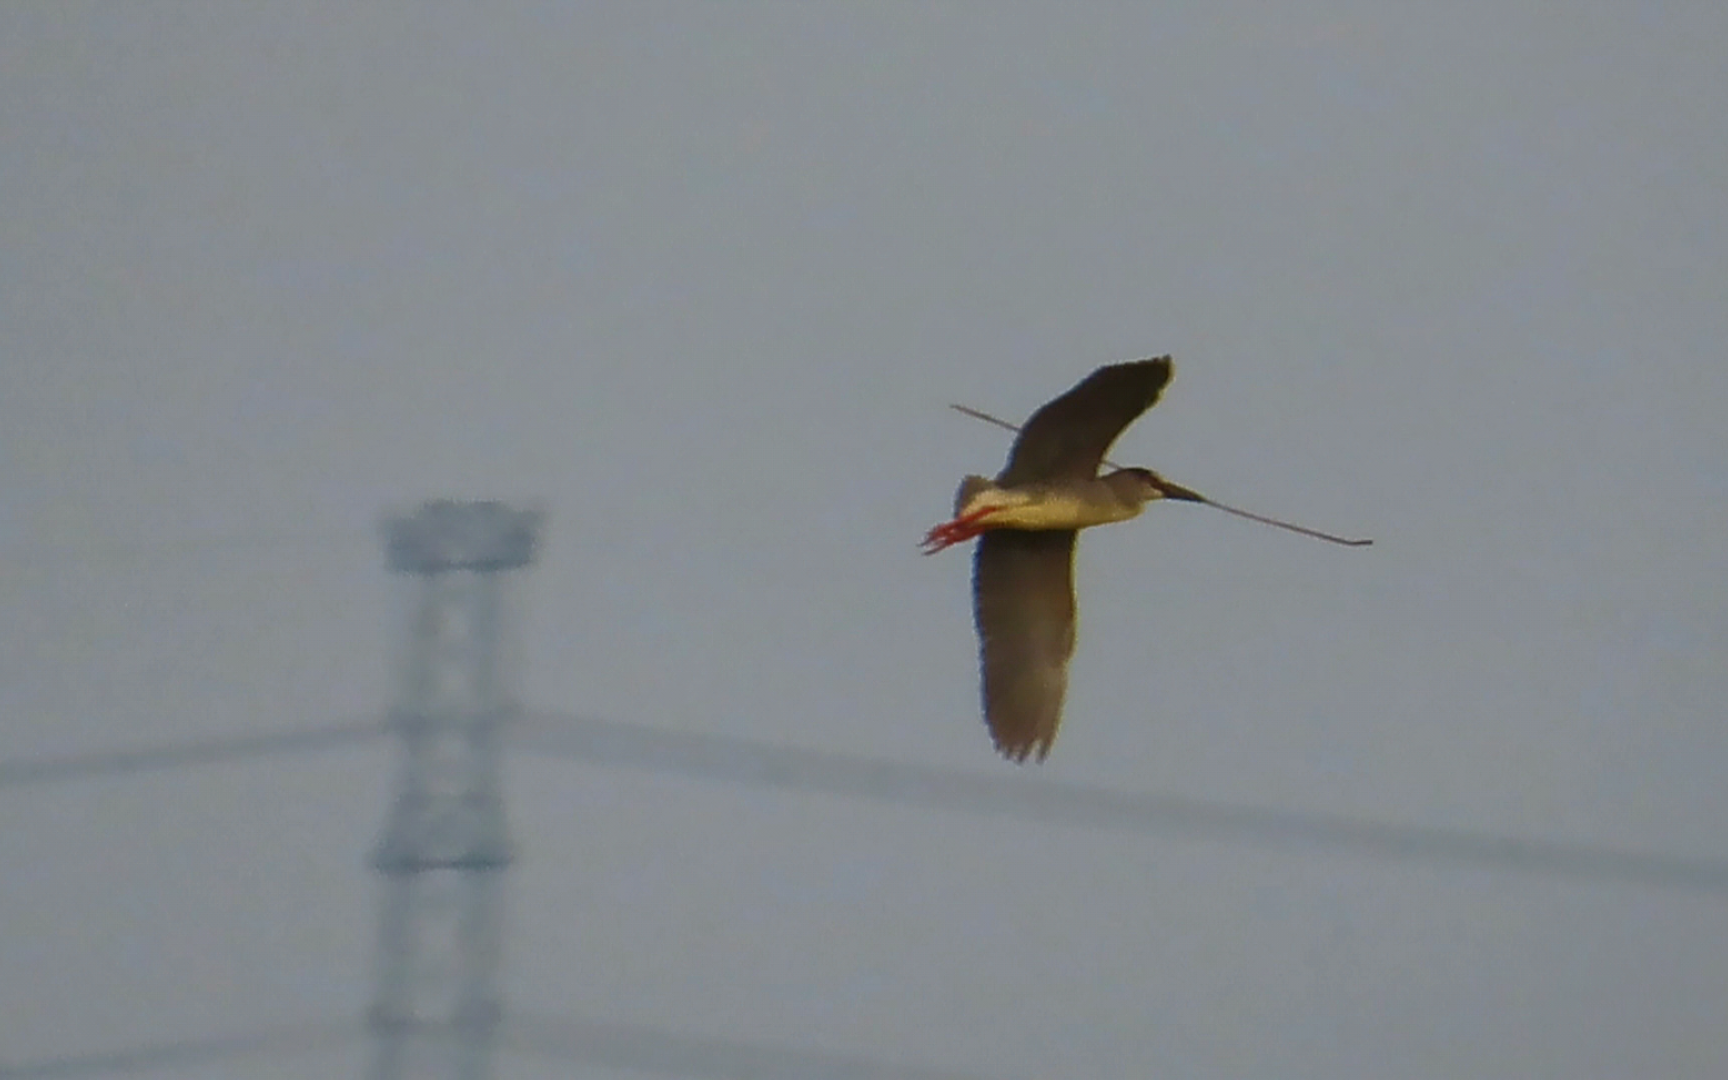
(1153, 477), (1206, 503)
(1163, 480), (1373, 546)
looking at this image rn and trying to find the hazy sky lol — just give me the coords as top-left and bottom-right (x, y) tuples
(4, 3), (1727, 1078)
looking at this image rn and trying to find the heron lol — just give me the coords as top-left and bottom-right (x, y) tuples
(922, 357), (1370, 763)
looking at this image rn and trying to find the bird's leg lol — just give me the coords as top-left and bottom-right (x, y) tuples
(919, 506), (1000, 554)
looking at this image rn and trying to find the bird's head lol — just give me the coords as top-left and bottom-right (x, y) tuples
(1106, 467), (1205, 506)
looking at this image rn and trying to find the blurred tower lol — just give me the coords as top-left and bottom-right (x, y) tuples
(369, 500), (541, 1080)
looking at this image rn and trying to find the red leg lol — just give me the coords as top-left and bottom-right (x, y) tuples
(919, 506), (999, 554)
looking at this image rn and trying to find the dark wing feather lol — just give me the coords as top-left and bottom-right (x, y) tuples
(996, 357), (1173, 486)
(973, 529), (1078, 763)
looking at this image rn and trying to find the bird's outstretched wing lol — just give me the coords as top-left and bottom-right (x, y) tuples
(973, 529), (1078, 763)
(997, 357), (1173, 486)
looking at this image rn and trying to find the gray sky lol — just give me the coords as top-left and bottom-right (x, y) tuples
(4, 3), (1727, 1077)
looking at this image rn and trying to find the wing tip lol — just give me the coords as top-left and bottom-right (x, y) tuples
(991, 730), (1057, 764)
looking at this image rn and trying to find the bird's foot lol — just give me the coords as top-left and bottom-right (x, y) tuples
(919, 507), (998, 554)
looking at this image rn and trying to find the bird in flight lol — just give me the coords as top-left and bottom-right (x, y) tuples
(923, 357), (1370, 763)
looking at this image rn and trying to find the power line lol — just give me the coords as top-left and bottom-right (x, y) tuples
(513, 711), (1728, 898)
(0, 1011), (1004, 1080)
(0, 1019), (361, 1078)
(0, 718), (384, 789)
(10, 707), (1727, 897)
(506, 1010), (1007, 1080)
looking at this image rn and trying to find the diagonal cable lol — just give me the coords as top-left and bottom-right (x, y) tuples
(0, 1019), (361, 1078)
(0, 718), (385, 789)
(513, 710), (1728, 897)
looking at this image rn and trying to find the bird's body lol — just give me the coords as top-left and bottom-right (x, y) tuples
(923, 358), (1195, 763)
(948, 474), (1157, 533)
